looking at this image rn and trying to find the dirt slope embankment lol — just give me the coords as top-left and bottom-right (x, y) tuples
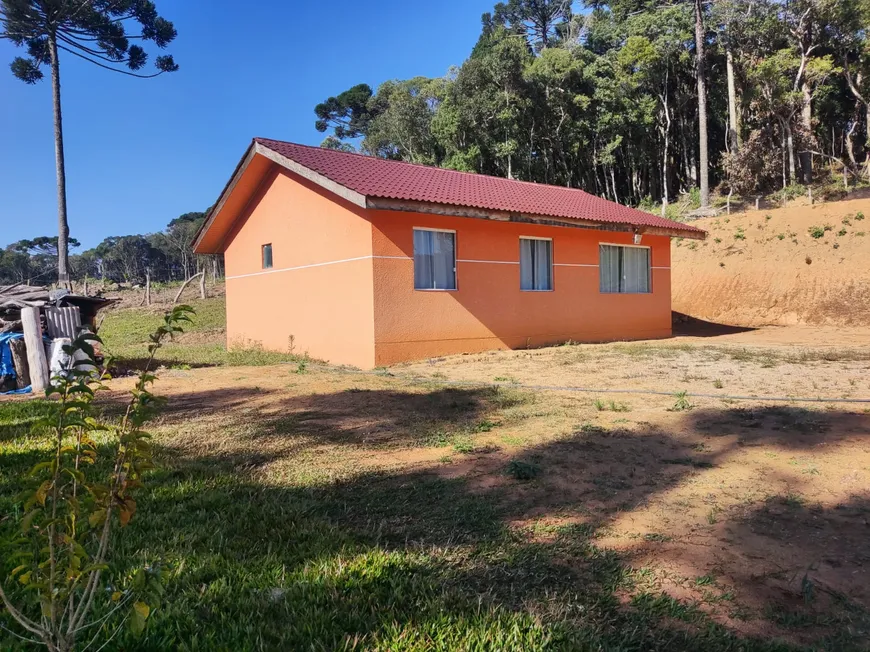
(672, 197), (870, 326)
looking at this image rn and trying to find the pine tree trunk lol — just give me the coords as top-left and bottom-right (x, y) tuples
(780, 125), (788, 189)
(726, 46), (741, 151)
(661, 125), (670, 217)
(865, 103), (870, 179)
(694, 0), (709, 207)
(785, 122), (797, 184)
(49, 34), (71, 288)
(846, 101), (860, 168)
(610, 165), (619, 204)
(800, 81), (813, 184)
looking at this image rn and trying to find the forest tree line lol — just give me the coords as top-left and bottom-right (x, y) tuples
(0, 211), (222, 287)
(315, 0), (870, 213)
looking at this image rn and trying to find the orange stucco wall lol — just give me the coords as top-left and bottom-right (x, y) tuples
(370, 211), (672, 366)
(222, 166), (376, 368)
(221, 163), (672, 369)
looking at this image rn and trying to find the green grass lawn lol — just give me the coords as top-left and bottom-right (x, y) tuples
(99, 297), (301, 371)
(1, 392), (845, 651)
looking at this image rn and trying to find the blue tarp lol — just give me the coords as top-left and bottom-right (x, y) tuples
(0, 332), (31, 395)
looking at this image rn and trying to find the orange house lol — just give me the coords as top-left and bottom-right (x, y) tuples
(193, 139), (705, 368)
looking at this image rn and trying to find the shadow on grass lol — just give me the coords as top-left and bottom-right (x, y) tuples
(109, 454), (788, 651)
(153, 385), (519, 451)
(723, 493), (870, 646)
(688, 405), (869, 447)
(2, 389), (868, 650)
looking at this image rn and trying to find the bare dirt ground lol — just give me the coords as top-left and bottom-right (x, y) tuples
(99, 326), (870, 647)
(672, 196), (870, 326)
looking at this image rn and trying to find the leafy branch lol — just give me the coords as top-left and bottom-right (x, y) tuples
(0, 304), (194, 652)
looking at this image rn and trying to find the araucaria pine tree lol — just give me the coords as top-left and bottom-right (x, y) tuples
(0, 0), (179, 287)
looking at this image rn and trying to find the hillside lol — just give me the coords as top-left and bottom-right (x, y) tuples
(672, 197), (870, 327)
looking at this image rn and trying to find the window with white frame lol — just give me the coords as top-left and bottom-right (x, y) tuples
(520, 237), (553, 291)
(599, 244), (651, 293)
(413, 229), (456, 290)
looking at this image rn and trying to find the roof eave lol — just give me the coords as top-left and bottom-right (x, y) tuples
(192, 141), (258, 254)
(367, 196), (706, 240)
(193, 141), (369, 254)
(254, 141), (367, 209)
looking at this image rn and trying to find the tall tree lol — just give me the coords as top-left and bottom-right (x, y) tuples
(486, 0), (574, 51)
(365, 77), (446, 164)
(829, 0), (870, 176)
(312, 0), (869, 207)
(314, 83), (379, 146)
(694, 0), (710, 207)
(1, 0), (178, 287)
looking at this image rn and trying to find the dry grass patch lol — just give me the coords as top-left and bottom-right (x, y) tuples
(3, 344), (868, 649)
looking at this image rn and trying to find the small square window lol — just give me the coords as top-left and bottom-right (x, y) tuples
(262, 244), (273, 269)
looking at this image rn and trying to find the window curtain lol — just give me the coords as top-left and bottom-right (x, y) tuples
(520, 239), (553, 291)
(599, 245), (620, 292)
(623, 247), (650, 293)
(414, 230), (456, 290)
(599, 245), (650, 293)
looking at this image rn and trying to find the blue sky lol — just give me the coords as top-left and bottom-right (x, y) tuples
(0, 0), (494, 250)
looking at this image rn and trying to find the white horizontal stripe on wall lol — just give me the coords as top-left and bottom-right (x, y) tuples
(227, 255), (662, 279)
(457, 259), (519, 265)
(227, 255), (376, 279)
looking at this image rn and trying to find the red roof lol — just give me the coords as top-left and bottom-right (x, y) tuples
(254, 138), (704, 236)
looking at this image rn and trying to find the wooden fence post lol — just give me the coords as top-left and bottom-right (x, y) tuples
(21, 307), (49, 393)
(199, 270), (207, 299)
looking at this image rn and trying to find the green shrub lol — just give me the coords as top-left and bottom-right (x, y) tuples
(733, 228), (746, 240)
(0, 306), (194, 649)
(668, 391), (694, 412)
(808, 225), (826, 239)
(773, 183), (806, 204)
